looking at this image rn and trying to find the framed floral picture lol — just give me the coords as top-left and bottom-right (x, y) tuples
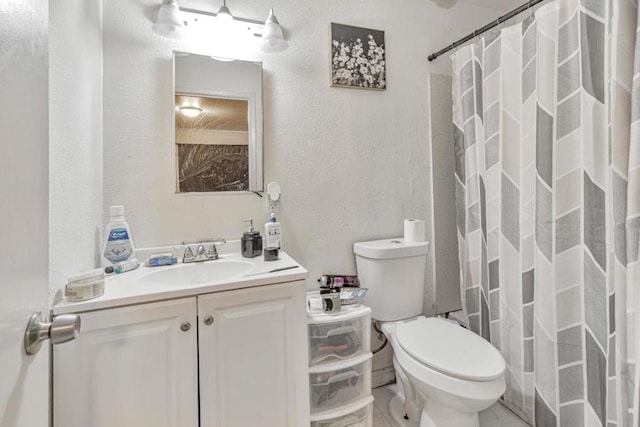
(331, 23), (386, 90)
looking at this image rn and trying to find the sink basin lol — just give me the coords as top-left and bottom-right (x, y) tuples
(138, 260), (254, 287)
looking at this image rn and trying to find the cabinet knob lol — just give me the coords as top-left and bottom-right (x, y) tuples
(203, 315), (214, 326)
(180, 322), (191, 332)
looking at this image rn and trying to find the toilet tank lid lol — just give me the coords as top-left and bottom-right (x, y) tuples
(353, 239), (429, 259)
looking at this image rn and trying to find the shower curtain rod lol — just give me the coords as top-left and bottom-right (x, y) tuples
(427, 0), (545, 62)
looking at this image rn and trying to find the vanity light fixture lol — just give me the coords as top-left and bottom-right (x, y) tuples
(260, 9), (288, 53)
(216, 0), (234, 23)
(178, 105), (204, 118)
(152, 1), (289, 53)
(152, 0), (187, 39)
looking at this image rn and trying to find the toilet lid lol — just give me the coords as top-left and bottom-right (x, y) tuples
(396, 317), (505, 381)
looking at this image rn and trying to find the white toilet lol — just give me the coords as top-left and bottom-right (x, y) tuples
(354, 238), (506, 427)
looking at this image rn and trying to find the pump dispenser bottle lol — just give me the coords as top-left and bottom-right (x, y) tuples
(265, 213), (281, 249)
(241, 219), (263, 258)
(103, 205), (135, 265)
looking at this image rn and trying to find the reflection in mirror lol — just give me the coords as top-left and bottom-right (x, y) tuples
(175, 95), (249, 191)
(174, 52), (263, 193)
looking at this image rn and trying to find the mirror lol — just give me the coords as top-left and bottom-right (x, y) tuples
(174, 52), (263, 193)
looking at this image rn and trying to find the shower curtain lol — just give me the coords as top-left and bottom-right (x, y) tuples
(451, 0), (640, 425)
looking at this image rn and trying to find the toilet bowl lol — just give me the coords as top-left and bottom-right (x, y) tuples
(382, 317), (506, 427)
(353, 238), (506, 427)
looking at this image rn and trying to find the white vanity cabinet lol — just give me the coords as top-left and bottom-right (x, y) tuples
(53, 297), (199, 427)
(198, 280), (309, 427)
(53, 279), (309, 427)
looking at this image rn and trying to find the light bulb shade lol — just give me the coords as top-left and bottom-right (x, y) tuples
(153, 0), (186, 39)
(216, 4), (234, 22)
(214, 3), (235, 35)
(178, 106), (203, 118)
(260, 9), (288, 53)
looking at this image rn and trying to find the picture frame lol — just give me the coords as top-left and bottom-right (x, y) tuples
(330, 23), (386, 90)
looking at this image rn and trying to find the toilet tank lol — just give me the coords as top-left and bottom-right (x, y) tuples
(353, 238), (429, 321)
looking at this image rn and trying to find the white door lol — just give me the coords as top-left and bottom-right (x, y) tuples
(53, 298), (199, 427)
(0, 1), (51, 426)
(198, 281), (310, 427)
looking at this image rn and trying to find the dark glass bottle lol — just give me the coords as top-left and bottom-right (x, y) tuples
(241, 219), (263, 258)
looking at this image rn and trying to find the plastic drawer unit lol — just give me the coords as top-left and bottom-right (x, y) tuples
(310, 396), (374, 427)
(308, 305), (371, 366)
(309, 351), (372, 413)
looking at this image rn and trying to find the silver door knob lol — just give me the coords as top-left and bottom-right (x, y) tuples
(180, 322), (191, 332)
(24, 312), (81, 355)
(203, 315), (214, 326)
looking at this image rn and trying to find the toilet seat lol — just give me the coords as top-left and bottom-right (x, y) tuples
(396, 317), (505, 381)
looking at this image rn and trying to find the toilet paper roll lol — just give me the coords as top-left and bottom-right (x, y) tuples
(308, 296), (323, 311)
(404, 218), (425, 243)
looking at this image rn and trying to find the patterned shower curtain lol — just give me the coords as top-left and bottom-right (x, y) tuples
(451, 0), (640, 425)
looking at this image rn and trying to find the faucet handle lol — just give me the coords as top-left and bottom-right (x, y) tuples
(183, 246), (195, 262)
(205, 239), (225, 260)
(207, 244), (219, 260)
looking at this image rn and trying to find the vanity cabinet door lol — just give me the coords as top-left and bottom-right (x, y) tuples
(53, 298), (198, 427)
(198, 280), (310, 427)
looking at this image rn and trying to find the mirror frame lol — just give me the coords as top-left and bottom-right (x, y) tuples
(173, 51), (263, 192)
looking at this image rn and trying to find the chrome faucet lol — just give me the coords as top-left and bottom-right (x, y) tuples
(196, 244), (207, 260)
(180, 239), (226, 263)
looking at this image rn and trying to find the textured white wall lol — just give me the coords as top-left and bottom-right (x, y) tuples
(49, 0), (103, 301)
(428, 74), (462, 314)
(103, 0), (503, 300)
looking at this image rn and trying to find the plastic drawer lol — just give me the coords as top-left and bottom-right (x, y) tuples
(309, 353), (372, 414)
(308, 305), (371, 366)
(310, 396), (373, 427)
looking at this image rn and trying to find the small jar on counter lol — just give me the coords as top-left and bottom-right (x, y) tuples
(65, 269), (105, 302)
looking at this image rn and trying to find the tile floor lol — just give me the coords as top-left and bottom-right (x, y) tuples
(372, 384), (531, 427)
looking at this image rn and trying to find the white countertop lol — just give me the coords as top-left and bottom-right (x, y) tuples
(53, 251), (308, 315)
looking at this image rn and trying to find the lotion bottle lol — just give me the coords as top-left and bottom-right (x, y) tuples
(264, 213), (281, 249)
(103, 205), (135, 265)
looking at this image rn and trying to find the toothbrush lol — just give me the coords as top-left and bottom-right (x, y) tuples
(243, 265), (299, 276)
